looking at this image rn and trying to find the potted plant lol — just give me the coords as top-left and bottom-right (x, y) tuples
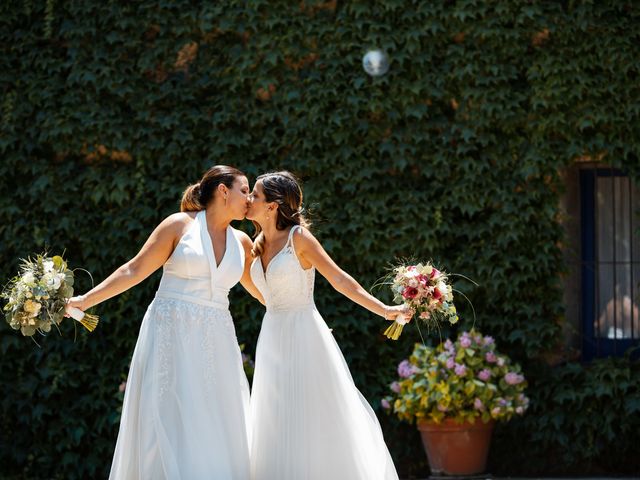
(382, 329), (529, 475)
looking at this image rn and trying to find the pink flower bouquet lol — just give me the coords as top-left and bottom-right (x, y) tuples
(383, 262), (459, 340)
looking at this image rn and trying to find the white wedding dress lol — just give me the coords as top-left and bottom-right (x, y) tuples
(109, 210), (251, 480)
(249, 226), (398, 480)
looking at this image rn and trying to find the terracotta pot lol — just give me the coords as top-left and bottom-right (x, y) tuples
(417, 418), (495, 475)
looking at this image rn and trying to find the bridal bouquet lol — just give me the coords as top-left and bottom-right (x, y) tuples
(2, 253), (98, 338)
(383, 262), (458, 340)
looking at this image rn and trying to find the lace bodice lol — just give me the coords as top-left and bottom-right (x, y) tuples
(250, 226), (315, 312)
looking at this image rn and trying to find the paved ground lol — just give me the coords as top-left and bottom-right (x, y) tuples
(402, 477), (640, 480)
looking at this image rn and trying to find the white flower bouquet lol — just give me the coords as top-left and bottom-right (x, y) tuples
(2, 253), (98, 339)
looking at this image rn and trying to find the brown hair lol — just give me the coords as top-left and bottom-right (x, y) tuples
(180, 165), (245, 212)
(252, 171), (310, 257)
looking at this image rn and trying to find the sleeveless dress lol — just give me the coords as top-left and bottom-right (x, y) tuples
(109, 210), (251, 480)
(249, 226), (398, 480)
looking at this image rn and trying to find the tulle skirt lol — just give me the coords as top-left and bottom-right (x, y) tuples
(250, 306), (398, 480)
(109, 296), (251, 480)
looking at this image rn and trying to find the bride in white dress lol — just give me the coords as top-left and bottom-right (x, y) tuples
(67, 165), (264, 480)
(246, 171), (409, 480)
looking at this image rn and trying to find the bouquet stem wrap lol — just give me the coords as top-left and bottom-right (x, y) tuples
(384, 315), (409, 340)
(66, 305), (99, 332)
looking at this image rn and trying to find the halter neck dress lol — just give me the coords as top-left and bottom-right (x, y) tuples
(109, 210), (251, 480)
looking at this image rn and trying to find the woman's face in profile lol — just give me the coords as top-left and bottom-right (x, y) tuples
(228, 176), (250, 220)
(246, 180), (271, 222)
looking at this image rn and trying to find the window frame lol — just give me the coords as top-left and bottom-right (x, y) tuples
(580, 168), (640, 360)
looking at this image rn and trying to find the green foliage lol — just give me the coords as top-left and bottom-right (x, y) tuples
(492, 352), (640, 475)
(0, 1), (638, 477)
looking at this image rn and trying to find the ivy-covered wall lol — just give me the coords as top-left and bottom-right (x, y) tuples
(1, 1), (638, 478)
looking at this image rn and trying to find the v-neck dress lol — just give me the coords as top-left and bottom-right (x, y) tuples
(249, 226), (398, 480)
(109, 210), (251, 480)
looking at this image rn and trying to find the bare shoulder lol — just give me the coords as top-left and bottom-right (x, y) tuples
(154, 212), (196, 238)
(291, 226), (323, 270)
(291, 225), (319, 251)
(163, 211), (195, 227)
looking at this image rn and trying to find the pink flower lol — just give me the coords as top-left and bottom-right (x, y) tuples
(515, 406), (524, 414)
(473, 398), (484, 411)
(417, 274), (430, 286)
(402, 286), (419, 300)
(504, 372), (524, 385)
(483, 336), (495, 346)
(460, 336), (472, 348)
(397, 360), (418, 378)
(381, 398), (391, 409)
(445, 357), (455, 369)
(419, 311), (431, 320)
(390, 381), (401, 393)
(454, 364), (467, 376)
(432, 287), (442, 300)
(431, 268), (441, 279)
(491, 407), (502, 417)
(497, 357), (505, 367)
(477, 369), (491, 381)
(485, 351), (497, 363)
(444, 339), (454, 351)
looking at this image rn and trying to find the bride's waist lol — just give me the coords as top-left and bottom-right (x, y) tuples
(266, 302), (316, 314)
(155, 290), (229, 310)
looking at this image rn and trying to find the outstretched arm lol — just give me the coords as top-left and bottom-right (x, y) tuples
(293, 227), (409, 321)
(67, 212), (193, 311)
(238, 232), (265, 305)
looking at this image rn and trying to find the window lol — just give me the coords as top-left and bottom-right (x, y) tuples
(581, 168), (640, 360)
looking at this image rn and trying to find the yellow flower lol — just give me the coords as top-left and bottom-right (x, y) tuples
(435, 381), (450, 395)
(23, 300), (41, 317)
